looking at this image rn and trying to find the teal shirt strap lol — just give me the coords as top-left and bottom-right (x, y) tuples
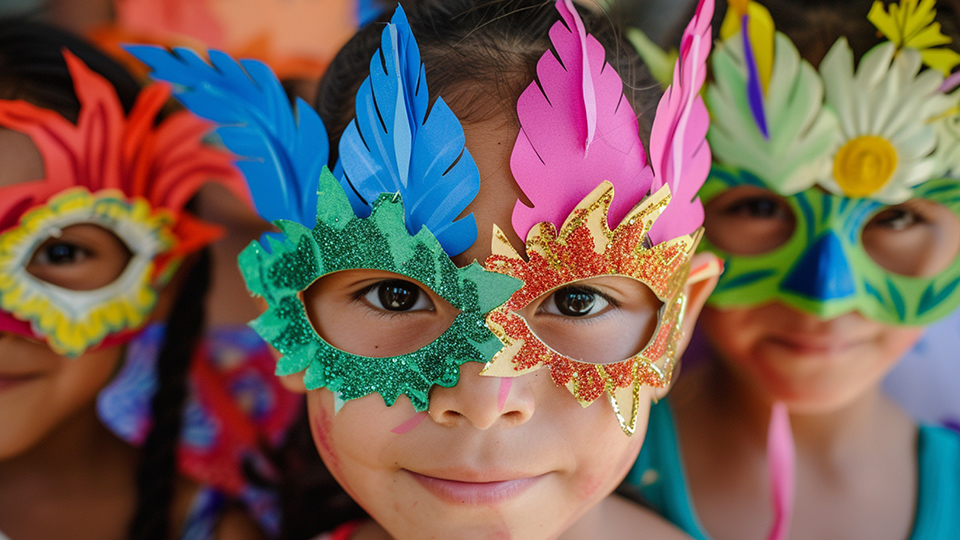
(627, 402), (960, 540)
(910, 425), (960, 539)
(626, 399), (710, 540)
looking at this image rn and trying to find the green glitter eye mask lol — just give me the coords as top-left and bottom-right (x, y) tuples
(134, 8), (522, 411)
(240, 169), (520, 410)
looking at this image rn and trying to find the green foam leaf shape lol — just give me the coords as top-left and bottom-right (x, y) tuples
(707, 32), (840, 196)
(239, 166), (522, 411)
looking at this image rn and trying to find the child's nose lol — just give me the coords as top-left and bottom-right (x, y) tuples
(427, 363), (534, 430)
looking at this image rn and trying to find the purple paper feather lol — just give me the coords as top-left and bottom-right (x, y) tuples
(742, 14), (770, 139)
(509, 0), (653, 241)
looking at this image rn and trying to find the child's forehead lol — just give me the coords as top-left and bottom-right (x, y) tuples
(453, 115), (529, 266)
(0, 129), (44, 188)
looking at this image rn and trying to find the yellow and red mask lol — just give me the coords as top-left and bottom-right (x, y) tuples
(0, 51), (246, 357)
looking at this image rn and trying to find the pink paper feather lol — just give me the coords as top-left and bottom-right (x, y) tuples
(648, 0), (714, 245)
(563, 0), (597, 150)
(510, 0), (653, 241)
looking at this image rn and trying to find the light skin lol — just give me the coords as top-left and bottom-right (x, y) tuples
(285, 113), (719, 540)
(0, 128), (262, 539)
(668, 184), (952, 540)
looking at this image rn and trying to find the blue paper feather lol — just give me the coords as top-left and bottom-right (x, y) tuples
(124, 45), (328, 227)
(336, 6), (480, 257)
(358, 0), (383, 27)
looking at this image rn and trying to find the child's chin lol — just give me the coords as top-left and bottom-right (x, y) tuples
(374, 486), (575, 540)
(382, 516), (562, 540)
(754, 371), (875, 415)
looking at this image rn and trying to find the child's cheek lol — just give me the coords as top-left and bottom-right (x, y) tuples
(308, 393), (341, 475)
(576, 427), (644, 500)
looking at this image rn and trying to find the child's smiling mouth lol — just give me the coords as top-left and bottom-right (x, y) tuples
(405, 469), (547, 505)
(765, 333), (874, 358)
(0, 371), (42, 392)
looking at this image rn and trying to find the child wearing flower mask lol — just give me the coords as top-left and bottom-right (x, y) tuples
(627, 0), (960, 539)
(132, 0), (723, 537)
(0, 20), (267, 540)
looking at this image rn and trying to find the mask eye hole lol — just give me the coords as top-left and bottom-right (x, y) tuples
(862, 199), (960, 277)
(518, 276), (663, 365)
(703, 186), (796, 255)
(302, 269), (460, 358)
(26, 224), (132, 291)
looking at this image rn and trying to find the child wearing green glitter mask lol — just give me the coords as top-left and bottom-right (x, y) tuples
(625, 1), (960, 539)
(131, 0), (724, 537)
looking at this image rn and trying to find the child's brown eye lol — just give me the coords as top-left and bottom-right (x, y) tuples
(869, 208), (921, 231)
(363, 279), (433, 312)
(302, 270), (459, 358)
(703, 186), (796, 255)
(25, 224), (131, 291)
(34, 242), (86, 265)
(725, 196), (787, 219)
(862, 199), (960, 277)
(520, 277), (660, 365)
(546, 287), (610, 318)
(377, 280), (422, 311)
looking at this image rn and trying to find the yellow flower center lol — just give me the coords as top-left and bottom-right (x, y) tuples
(833, 136), (898, 197)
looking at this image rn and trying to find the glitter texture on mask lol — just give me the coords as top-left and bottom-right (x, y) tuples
(0, 188), (176, 356)
(239, 167), (521, 411)
(483, 182), (700, 434)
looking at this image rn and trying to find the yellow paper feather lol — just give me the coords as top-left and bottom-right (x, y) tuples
(868, 0), (960, 75)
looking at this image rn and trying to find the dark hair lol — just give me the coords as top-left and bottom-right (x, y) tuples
(283, 1), (657, 536)
(317, 0), (658, 166)
(664, 0), (960, 66)
(128, 250), (211, 540)
(756, 0), (960, 66)
(0, 19), (211, 540)
(0, 18), (139, 118)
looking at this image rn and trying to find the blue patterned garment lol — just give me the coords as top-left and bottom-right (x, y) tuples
(97, 323), (301, 538)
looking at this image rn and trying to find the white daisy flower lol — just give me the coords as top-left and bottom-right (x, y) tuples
(931, 88), (960, 176)
(820, 39), (951, 203)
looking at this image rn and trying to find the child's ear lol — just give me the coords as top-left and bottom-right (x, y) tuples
(279, 373), (308, 394)
(678, 252), (722, 347)
(653, 252), (722, 400)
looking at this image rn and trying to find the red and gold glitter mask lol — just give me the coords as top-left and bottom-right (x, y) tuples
(480, 0), (716, 434)
(484, 183), (702, 434)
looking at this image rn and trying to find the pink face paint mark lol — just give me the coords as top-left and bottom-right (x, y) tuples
(497, 377), (513, 413)
(391, 411), (427, 434)
(310, 402), (340, 475)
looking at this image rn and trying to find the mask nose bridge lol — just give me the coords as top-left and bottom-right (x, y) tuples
(781, 222), (858, 306)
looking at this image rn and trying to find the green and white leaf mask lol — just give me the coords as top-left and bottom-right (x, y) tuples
(702, 0), (960, 325)
(702, 167), (960, 325)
